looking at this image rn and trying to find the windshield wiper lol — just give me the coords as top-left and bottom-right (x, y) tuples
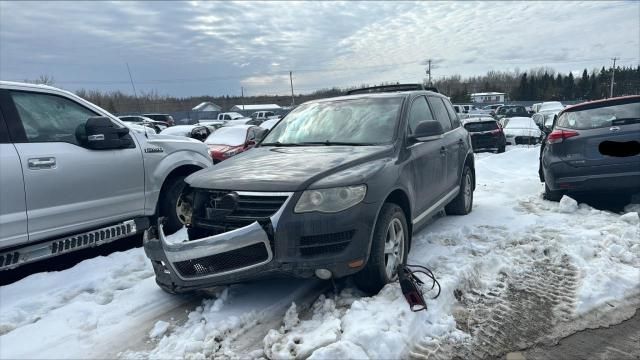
(260, 141), (306, 147)
(611, 118), (640, 126)
(296, 141), (376, 146)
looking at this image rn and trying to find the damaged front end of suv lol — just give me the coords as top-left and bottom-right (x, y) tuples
(144, 86), (475, 295)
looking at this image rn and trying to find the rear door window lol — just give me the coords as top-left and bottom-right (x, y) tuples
(407, 96), (435, 134)
(443, 100), (461, 128)
(427, 97), (453, 132)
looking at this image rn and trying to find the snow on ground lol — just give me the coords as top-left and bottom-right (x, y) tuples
(1, 145), (638, 359)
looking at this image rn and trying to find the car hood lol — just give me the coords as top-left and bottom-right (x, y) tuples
(186, 145), (393, 192)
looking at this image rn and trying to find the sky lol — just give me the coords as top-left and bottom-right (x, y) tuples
(0, 1), (638, 97)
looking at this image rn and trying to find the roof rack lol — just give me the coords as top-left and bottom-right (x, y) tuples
(346, 83), (439, 95)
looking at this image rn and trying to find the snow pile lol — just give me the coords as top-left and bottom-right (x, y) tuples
(1, 146), (637, 359)
(258, 146), (639, 359)
(149, 321), (170, 339)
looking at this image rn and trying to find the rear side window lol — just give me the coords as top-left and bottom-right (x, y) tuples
(10, 91), (98, 145)
(464, 121), (498, 132)
(427, 97), (453, 132)
(407, 96), (435, 134)
(557, 101), (640, 130)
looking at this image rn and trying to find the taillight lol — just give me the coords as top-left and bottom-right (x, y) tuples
(547, 129), (579, 144)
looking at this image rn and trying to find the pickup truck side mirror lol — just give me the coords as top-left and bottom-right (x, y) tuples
(410, 120), (444, 141)
(78, 116), (133, 150)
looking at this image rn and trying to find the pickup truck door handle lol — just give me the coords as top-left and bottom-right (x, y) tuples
(457, 138), (464, 144)
(28, 157), (56, 169)
(440, 146), (447, 155)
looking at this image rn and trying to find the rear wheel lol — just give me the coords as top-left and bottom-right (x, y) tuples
(159, 176), (187, 235)
(544, 184), (564, 202)
(354, 203), (408, 295)
(445, 166), (474, 215)
(497, 144), (506, 153)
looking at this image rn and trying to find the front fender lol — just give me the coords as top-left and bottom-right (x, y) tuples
(145, 150), (212, 214)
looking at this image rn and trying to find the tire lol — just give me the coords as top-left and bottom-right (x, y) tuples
(159, 176), (187, 235)
(497, 144), (506, 153)
(544, 184), (564, 202)
(354, 203), (408, 295)
(445, 166), (474, 215)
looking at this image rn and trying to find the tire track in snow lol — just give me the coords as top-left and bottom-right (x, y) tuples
(408, 255), (580, 360)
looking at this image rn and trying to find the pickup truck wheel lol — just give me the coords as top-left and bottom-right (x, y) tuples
(159, 176), (186, 235)
(445, 166), (474, 215)
(354, 203), (408, 295)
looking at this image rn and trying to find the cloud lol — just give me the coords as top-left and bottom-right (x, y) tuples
(0, 1), (637, 96)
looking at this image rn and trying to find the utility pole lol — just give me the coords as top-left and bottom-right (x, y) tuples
(240, 86), (244, 111)
(425, 59), (432, 86)
(126, 62), (142, 113)
(610, 57), (619, 98)
(289, 71), (295, 106)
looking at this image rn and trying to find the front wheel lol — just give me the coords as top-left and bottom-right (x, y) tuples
(354, 203), (408, 295)
(159, 176), (187, 235)
(445, 166), (474, 215)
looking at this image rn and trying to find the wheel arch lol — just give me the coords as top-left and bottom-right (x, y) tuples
(155, 164), (204, 215)
(381, 188), (413, 249)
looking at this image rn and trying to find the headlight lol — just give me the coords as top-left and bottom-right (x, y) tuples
(294, 185), (367, 213)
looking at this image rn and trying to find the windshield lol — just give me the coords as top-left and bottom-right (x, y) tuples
(557, 101), (640, 130)
(204, 127), (247, 146)
(262, 97), (402, 145)
(465, 121), (499, 132)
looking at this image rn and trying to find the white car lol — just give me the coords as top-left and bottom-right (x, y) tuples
(259, 118), (280, 130)
(534, 101), (565, 126)
(503, 117), (542, 145)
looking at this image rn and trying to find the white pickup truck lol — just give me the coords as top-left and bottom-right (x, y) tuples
(0, 81), (212, 270)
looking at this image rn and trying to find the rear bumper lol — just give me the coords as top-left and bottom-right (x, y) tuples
(470, 134), (505, 151)
(543, 160), (640, 192)
(143, 199), (378, 293)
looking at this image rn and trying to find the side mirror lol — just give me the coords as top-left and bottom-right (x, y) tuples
(79, 116), (132, 150)
(410, 120), (444, 141)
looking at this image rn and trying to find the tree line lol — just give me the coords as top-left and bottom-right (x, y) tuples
(27, 66), (639, 114)
(436, 66), (639, 103)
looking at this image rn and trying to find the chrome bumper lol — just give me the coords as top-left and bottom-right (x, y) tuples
(155, 221), (273, 280)
(147, 191), (293, 281)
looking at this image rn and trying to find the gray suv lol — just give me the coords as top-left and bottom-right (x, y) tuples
(0, 81), (212, 270)
(144, 85), (475, 294)
(540, 95), (640, 200)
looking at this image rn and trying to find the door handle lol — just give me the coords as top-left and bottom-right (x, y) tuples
(28, 157), (56, 169)
(457, 138), (464, 144)
(440, 146), (447, 156)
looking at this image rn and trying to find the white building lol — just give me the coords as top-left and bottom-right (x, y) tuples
(192, 102), (222, 112)
(471, 92), (506, 103)
(230, 104), (282, 111)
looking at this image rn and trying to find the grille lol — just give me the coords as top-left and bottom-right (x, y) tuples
(299, 230), (355, 257)
(192, 190), (288, 236)
(173, 243), (269, 278)
(0, 251), (20, 268)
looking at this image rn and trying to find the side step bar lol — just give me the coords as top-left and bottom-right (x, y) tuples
(0, 217), (149, 271)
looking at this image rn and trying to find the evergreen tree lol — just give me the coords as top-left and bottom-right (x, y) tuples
(578, 69), (590, 99)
